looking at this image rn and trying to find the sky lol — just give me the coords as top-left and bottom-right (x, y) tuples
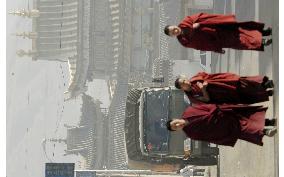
(6, 1), (110, 177)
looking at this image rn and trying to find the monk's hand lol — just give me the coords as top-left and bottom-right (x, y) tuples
(203, 81), (208, 88)
(193, 23), (200, 29)
(197, 82), (204, 89)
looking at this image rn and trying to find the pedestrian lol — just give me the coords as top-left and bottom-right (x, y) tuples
(164, 13), (272, 53)
(166, 104), (277, 147)
(175, 72), (274, 104)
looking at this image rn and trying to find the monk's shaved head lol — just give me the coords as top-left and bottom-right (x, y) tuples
(175, 78), (182, 89)
(166, 119), (175, 131)
(164, 25), (171, 36)
(175, 75), (191, 91)
(167, 119), (187, 131)
(164, 25), (181, 36)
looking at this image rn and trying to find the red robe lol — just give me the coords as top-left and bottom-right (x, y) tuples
(186, 72), (269, 104)
(182, 104), (267, 146)
(177, 13), (264, 53)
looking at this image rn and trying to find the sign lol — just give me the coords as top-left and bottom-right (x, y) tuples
(45, 163), (75, 177)
(152, 77), (164, 83)
(76, 171), (96, 177)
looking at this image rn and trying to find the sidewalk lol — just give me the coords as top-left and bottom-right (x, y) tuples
(211, 0), (278, 177)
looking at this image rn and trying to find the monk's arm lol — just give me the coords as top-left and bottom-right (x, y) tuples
(196, 82), (210, 102)
(197, 88), (210, 102)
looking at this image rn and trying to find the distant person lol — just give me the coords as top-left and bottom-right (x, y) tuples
(164, 13), (272, 53)
(166, 104), (277, 147)
(175, 72), (274, 104)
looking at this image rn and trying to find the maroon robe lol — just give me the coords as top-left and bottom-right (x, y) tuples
(177, 13), (264, 53)
(186, 72), (269, 104)
(182, 104), (267, 146)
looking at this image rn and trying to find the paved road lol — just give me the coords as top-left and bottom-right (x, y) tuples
(211, 0), (279, 177)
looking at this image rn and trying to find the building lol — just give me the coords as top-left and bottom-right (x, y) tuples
(152, 2), (174, 87)
(9, 0), (114, 100)
(63, 93), (107, 169)
(106, 0), (132, 169)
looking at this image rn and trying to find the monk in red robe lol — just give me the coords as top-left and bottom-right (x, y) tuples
(175, 72), (274, 104)
(166, 104), (277, 147)
(164, 13), (272, 53)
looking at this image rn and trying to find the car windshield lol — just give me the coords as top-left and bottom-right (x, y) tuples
(143, 89), (170, 154)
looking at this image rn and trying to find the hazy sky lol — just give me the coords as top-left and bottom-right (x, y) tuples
(6, 1), (110, 177)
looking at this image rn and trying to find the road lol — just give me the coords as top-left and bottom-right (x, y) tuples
(211, 0), (279, 177)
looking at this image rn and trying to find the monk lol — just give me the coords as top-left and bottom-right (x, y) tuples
(175, 72), (274, 104)
(164, 13), (272, 53)
(166, 104), (277, 147)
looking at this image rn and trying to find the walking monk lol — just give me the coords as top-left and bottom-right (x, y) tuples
(175, 72), (274, 104)
(166, 104), (277, 147)
(164, 13), (272, 53)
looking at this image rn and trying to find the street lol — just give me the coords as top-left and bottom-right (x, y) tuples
(210, 0), (279, 177)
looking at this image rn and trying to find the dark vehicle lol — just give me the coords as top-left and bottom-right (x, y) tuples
(124, 87), (219, 172)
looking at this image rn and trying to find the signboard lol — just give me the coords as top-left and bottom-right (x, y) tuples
(45, 163), (75, 177)
(152, 77), (164, 83)
(76, 171), (96, 177)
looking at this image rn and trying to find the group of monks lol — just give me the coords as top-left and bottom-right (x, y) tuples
(163, 13), (276, 147)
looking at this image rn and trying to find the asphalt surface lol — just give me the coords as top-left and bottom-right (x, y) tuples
(211, 0), (279, 177)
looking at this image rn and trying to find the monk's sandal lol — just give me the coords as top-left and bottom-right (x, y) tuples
(264, 128), (277, 137)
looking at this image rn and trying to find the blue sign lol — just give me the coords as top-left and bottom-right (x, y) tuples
(45, 163), (75, 177)
(76, 171), (96, 177)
